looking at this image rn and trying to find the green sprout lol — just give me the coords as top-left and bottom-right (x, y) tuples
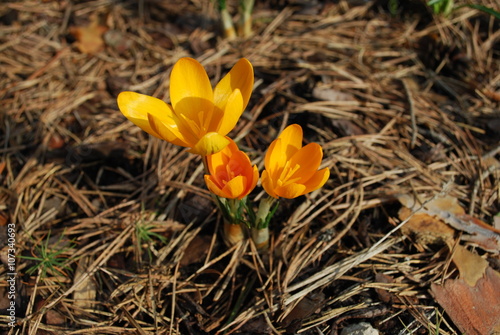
(135, 216), (168, 262)
(428, 0), (454, 16)
(216, 0), (255, 39)
(427, 0), (500, 19)
(21, 231), (74, 278)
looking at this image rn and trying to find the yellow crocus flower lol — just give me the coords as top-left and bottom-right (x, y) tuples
(204, 138), (259, 200)
(262, 124), (330, 199)
(117, 57), (254, 155)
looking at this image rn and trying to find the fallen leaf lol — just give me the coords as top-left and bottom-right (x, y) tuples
(46, 308), (66, 325)
(483, 89), (500, 102)
(0, 211), (8, 227)
(398, 207), (455, 246)
(398, 194), (500, 253)
(69, 18), (108, 54)
(452, 245), (489, 287)
(374, 272), (395, 304)
(431, 267), (500, 335)
(180, 235), (212, 266)
(280, 291), (325, 333)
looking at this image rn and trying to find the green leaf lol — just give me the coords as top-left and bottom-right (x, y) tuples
(461, 4), (500, 20)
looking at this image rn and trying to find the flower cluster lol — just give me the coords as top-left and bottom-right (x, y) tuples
(117, 57), (329, 249)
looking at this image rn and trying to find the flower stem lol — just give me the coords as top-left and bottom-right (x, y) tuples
(218, 0), (236, 40)
(238, 0), (254, 37)
(255, 196), (276, 229)
(250, 196), (276, 251)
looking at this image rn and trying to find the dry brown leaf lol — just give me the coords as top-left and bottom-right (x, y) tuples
(69, 18), (108, 55)
(483, 89), (500, 102)
(431, 267), (500, 335)
(280, 291), (325, 333)
(398, 207), (455, 246)
(0, 212), (8, 227)
(452, 245), (489, 287)
(398, 195), (500, 253)
(374, 272), (395, 304)
(180, 235), (212, 266)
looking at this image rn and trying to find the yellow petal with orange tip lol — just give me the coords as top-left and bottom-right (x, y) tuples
(249, 165), (260, 195)
(170, 57), (214, 115)
(189, 132), (230, 156)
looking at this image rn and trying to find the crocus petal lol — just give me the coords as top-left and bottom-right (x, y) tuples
(147, 113), (189, 147)
(213, 58), (254, 114)
(207, 140), (236, 175)
(289, 143), (323, 182)
(249, 165), (259, 195)
(174, 97), (215, 132)
(204, 175), (226, 198)
(265, 138), (287, 178)
(117, 91), (169, 138)
(222, 175), (247, 199)
(205, 138), (259, 199)
(227, 150), (253, 178)
(262, 124), (329, 199)
(302, 167), (330, 194)
(274, 183), (307, 199)
(170, 58), (213, 114)
(279, 124), (303, 159)
(261, 170), (279, 199)
(189, 132), (230, 156)
(216, 89), (244, 135)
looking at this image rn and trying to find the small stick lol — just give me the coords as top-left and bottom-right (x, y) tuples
(402, 78), (418, 149)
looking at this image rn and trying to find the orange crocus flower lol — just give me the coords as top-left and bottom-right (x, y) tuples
(204, 138), (259, 200)
(117, 57), (254, 155)
(261, 124), (330, 199)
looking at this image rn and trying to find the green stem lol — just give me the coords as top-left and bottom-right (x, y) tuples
(219, 2), (236, 40)
(255, 196), (276, 229)
(238, 0), (254, 37)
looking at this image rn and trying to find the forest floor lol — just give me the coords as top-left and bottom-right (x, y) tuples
(0, 0), (499, 334)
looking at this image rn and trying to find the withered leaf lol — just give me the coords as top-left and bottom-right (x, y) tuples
(431, 267), (500, 335)
(398, 195), (500, 253)
(452, 245), (489, 287)
(69, 18), (108, 55)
